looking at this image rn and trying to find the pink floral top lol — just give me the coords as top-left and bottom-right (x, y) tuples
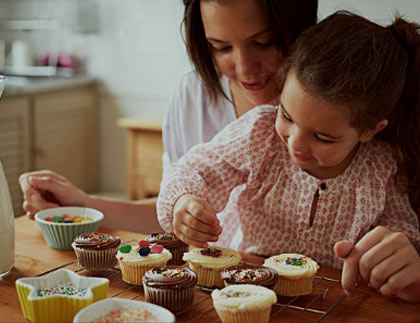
(157, 106), (420, 268)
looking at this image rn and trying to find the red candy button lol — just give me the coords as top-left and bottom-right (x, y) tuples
(139, 240), (150, 247)
(151, 244), (164, 254)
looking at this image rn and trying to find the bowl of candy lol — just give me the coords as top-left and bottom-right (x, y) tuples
(35, 207), (104, 250)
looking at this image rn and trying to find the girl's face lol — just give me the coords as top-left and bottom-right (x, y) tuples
(201, 0), (281, 106)
(275, 72), (376, 179)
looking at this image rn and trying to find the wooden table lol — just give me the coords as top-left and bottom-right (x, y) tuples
(1, 216), (420, 323)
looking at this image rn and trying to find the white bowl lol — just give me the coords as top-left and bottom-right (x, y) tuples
(73, 298), (175, 323)
(35, 207), (104, 250)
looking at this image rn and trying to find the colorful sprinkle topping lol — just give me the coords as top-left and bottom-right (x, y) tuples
(161, 268), (187, 278)
(228, 269), (264, 281)
(93, 307), (158, 322)
(220, 290), (251, 298)
(278, 257), (309, 266)
(150, 233), (175, 240)
(37, 282), (87, 297)
(200, 248), (223, 258)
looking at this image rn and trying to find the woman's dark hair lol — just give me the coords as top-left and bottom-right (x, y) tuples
(279, 11), (420, 212)
(182, 0), (318, 102)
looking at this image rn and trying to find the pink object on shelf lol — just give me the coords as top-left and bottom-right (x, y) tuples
(40, 53), (78, 69)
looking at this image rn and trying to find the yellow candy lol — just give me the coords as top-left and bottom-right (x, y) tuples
(73, 217), (83, 223)
(81, 218), (92, 223)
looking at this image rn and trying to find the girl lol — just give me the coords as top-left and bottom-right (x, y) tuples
(18, 0), (318, 232)
(157, 12), (420, 302)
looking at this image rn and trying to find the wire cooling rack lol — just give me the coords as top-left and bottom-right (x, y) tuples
(36, 240), (346, 323)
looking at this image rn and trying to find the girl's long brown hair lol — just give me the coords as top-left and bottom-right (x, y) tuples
(280, 11), (420, 214)
(182, 0), (318, 103)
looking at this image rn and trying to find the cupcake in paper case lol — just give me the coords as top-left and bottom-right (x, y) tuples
(72, 232), (121, 271)
(146, 232), (189, 265)
(183, 246), (241, 288)
(142, 266), (197, 312)
(211, 284), (277, 323)
(116, 241), (172, 285)
(221, 263), (279, 290)
(263, 253), (319, 296)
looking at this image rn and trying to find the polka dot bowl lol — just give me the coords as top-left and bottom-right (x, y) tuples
(73, 298), (175, 323)
(35, 207), (104, 250)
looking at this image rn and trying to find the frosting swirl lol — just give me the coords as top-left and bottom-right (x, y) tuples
(183, 246), (241, 269)
(211, 284), (277, 310)
(221, 264), (278, 288)
(73, 232), (121, 250)
(263, 253), (319, 278)
(142, 266), (197, 289)
(146, 232), (188, 249)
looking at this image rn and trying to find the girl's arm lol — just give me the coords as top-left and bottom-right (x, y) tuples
(157, 107), (278, 237)
(335, 174), (420, 302)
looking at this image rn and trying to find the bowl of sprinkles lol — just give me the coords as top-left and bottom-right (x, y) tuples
(35, 207), (104, 250)
(15, 269), (109, 323)
(73, 298), (175, 323)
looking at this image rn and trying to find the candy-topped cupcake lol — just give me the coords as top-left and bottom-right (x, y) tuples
(146, 232), (189, 265)
(116, 240), (172, 285)
(211, 284), (277, 323)
(72, 232), (121, 270)
(183, 246), (241, 288)
(221, 264), (279, 290)
(263, 253), (319, 296)
(143, 266), (197, 312)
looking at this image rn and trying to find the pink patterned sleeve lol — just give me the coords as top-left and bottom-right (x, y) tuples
(157, 106), (277, 232)
(378, 175), (420, 253)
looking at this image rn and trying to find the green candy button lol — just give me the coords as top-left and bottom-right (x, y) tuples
(119, 245), (132, 253)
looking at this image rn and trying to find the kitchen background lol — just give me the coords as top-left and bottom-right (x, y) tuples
(1, 0), (419, 216)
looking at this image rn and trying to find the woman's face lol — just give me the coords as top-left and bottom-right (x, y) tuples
(201, 0), (282, 106)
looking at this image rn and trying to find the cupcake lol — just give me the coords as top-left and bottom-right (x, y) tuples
(211, 284), (277, 323)
(146, 232), (189, 265)
(72, 232), (121, 270)
(263, 253), (319, 296)
(183, 246), (241, 288)
(221, 264), (279, 289)
(142, 266), (197, 312)
(116, 241), (172, 285)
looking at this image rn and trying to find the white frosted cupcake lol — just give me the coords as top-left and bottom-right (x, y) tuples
(211, 284), (277, 323)
(116, 242), (172, 285)
(263, 253), (319, 296)
(183, 247), (241, 288)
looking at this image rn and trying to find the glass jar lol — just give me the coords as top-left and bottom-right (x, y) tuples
(0, 75), (14, 279)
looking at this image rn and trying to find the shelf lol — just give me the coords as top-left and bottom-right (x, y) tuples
(0, 20), (59, 31)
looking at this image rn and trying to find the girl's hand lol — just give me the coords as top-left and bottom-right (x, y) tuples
(19, 170), (89, 219)
(173, 194), (223, 248)
(334, 226), (420, 302)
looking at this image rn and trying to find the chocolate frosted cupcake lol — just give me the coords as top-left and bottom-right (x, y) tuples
(146, 232), (189, 265)
(72, 232), (121, 270)
(142, 266), (197, 312)
(221, 264), (279, 290)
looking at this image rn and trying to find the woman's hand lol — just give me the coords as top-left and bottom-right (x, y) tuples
(19, 170), (89, 219)
(173, 194), (223, 248)
(334, 226), (420, 302)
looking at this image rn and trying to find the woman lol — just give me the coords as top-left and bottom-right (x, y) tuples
(19, 0), (318, 232)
